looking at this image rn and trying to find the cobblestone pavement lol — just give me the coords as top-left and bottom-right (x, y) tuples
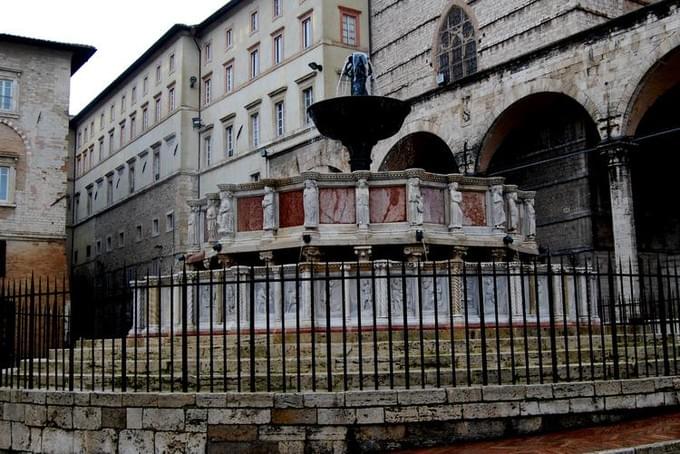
(399, 411), (680, 453)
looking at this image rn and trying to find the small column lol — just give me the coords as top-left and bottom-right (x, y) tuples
(303, 178), (320, 230)
(206, 194), (220, 243)
(450, 247), (468, 316)
(404, 245), (427, 263)
(217, 190), (235, 240)
(187, 202), (202, 251)
(407, 177), (424, 227)
(302, 246), (322, 263)
(259, 250), (274, 266)
(354, 246), (372, 262)
(356, 178), (370, 231)
(262, 186), (278, 235)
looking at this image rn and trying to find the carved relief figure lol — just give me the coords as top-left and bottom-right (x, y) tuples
(491, 185), (506, 230)
(187, 207), (198, 246)
(507, 192), (520, 233)
(217, 191), (234, 236)
(303, 179), (319, 229)
(448, 182), (464, 231)
(525, 197), (537, 239)
(408, 178), (424, 226)
(262, 186), (276, 231)
(206, 200), (218, 242)
(356, 179), (370, 228)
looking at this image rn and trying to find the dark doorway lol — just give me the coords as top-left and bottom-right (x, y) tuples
(380, 132), (459, 173)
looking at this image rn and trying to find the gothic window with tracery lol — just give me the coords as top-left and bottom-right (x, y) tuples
(436, 6), (477, 84)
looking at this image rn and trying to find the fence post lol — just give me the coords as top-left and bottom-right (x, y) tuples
(656, 258), (671, 376)
(121, 264), (128, 392)
(607, 255), (620, 380)
(181, 263), (189, 392)
(249, 266), (256, 392)
(546, 256), (559, 382)
(28, 274), (35, 389)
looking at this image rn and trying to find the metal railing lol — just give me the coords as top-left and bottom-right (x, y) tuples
(1, 256), (679, 393)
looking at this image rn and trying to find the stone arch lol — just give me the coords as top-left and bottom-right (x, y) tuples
(379, 131), (459, 173)
(432, 0), (479, 85)
(0, 119), (30, 152)
(477, 86), (602, 174)
(0, 121), (29, 195)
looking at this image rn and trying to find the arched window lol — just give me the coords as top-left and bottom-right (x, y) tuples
(436, 5), (477, 84)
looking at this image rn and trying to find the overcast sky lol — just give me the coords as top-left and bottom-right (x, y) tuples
(1, 0), (231, 115)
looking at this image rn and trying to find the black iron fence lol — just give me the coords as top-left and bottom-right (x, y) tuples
(1, 256), (680, 393)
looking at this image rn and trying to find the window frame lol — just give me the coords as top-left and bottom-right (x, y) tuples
(339, 7), (361, 47)
(250, 111), (261, 149)
(273, 30), (284, 66)
(300, 12), (313, 49)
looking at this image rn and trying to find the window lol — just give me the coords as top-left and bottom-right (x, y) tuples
(436, 5), (478, 84)
(136, 225), (143, 241)
(130, 115), (137, 139)
(250, 172), (260, 182)
(96, 240), (102, 256)
(152, 218), (160, 236)
(142, 106), (149, 130)
(100, 113), (105, 130)
(119, 121), (126, 146)
(250, 113), (260, 148)
(152, 148), (160, 181)
(77, 131), (83, 149)
(0, 79), (14, 111)
(0, 240), (4, 277)
(168, 86), (176, 111)
(86, 188), (93, 216)
(250, 47), (260, 79)
(108, 130), (115, 154)
(275, 101), (285, 137)
(225, 28), (233, 48)
(143, 76), (149, 95)
(251, 11), (259, 33)
(302, 86), (314, 125)
(118, 231), (125, 248)
(204, 135), (213, 166)
(84, 127), (88, 144)
(120, 95), (126, 114)
(154, 96), (162, 122)
(86, 245), (91, 259)
(166, 212), (175, 232)
(169, 53), (176, 73)
(273, 0), (282, 17)
(131, 86), (137, 105)
(106, 236), (112, 252)
(155, 64), (162, 84)
(73, 193), (80, 223)
(273, 32), (284, 65)
(204, 77), (212, 105)
(106, 174), (113, 205)
(204, 41), (212, 63)
(301, 15), (313, 49)
(225, 125), (234, 157)
(340, 8), (360, 47)
(128, 163), (135, 193)
(110, 104), (115, 122)
(0, 166), (9, 202)
(98, 138), (104, 161)
(225, 64), (234, 93)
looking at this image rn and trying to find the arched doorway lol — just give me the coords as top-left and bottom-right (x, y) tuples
(628, 48), (680, 256)
(379, 132), (459, 173)
(480, 93), (608, 255)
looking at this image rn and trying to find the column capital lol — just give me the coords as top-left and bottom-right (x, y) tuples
(598, 138), (638, 168)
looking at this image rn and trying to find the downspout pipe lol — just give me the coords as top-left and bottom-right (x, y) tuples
(191, 27), (203, 199)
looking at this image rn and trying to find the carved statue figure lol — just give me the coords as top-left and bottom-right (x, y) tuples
(342, 52), (373, 96)
(491, 185), (506, 230)
(507, 192), (520, 233)
(408, 178), (424, 226)
(525, 197), (537, 239)
(356, 179), (370, 228)
(217, 191), (234, 236)
(206, 201), (218, 242)
(303, 179), (319, 229)
(187, 207), (198, 246)
(448, 182), (464, 231)
(262, 186), (276, 231)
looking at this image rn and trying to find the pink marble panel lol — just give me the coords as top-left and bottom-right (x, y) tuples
(462, 191), (486, 226)
(370, 186), (406, 224)
(320, 188), (356, 224)
(422, 187), (446, 224)
(279, 191), (304, 228)
(237, 196), (264, 232)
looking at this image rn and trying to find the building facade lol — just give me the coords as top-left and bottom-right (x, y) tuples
(0, 34), (94, 279)
(369, 0), (680, 265)
(70, 0), (369, 274)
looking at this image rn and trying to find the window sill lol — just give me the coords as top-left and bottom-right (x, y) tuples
(0, 202), (16, 208)
(0, 111), (19, 120)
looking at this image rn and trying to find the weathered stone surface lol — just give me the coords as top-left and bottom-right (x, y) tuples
(594, 381), (623, 396)
(208, 424), (258, 442)
(196, 393), (227, 408)
(259, 425), (306, 441)
(346, 390), (398, 407)
(569, 397), (605, 413)
(0, 421), (11, 449)
(156, 394), (196, 408)
(225, 393), (274, 408)
(513, 416), (543, 434)
(447, 387), (482, 403)
(186, 409), (208, 432)
(520, 401), (541, 416)
(552, 383), (594, 399)
(621, 379), (656, 395)
(318, 408), (357, 425)
(272, 408), (317, 425)
(142, 408), (184, 431)
(605, 395), (637, 411)
(397, 389), (447, 405)
(122, 393), (158, 407)
(46, 405), (73, 429)
(274, 393), (304, 409)
(72, 406), (101, 431)
(73, 429), (118, 453)
(482, 385), (527, 402)
(46, 393), (74, 406)
(41, 428), (74, 454)
(127, 408), (143, 430)
(119, 429), (154, 454)
(24, 404), (47, 426)
(538, 399), (571, 415)
(11, 422), (31, 451)
(304, 393), (344, 408)
(3, 403), (25, 421)
(636, 392), (665, 409)
(462, 402), (519, 419)
(208, 408), (271, 425)
(356, 407), (385, 425)
(155, 431), (206, 454)
(526, 385), (553, 400)
(90, 393), (123, 408)
(102, 407), (127, 430)
(306, 426), (349, 441)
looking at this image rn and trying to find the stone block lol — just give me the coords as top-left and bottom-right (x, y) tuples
(14, 390), (39, 404)
(318, 408), (357, 425)
(512, 416), (543, 434)
(73, 429), (118, 453)
(259, 426), (306, 441)
(274, 393), (304, 408)
(526, 385), (553, 400)
(278, 441), (306, 454)
(447, 387), (482, 403)
(306, 440), (348, 453)
(304, 393), (344, 408)
(4, 402), (25, 421)
(552, 383), (594, 399)
(621, 379), (656, 395)
(0, 421), (10, 449)
(197, 393), (227, 408)
(398, 389), (447, 405)
(186, 409), (208, 432)
(11, 422), (31, 451)
(655, 377), (675, 391)
(636, 392), (665, 409)
(41, 428), (74, 454)
(119, 430), (154, 454)
(46, 393), (74, 406)
(482, 385), (527, 401)
(356, 407), (385, 424)
(72, 406), (101, 431)
(594, 381), (622, 396)
(384, 406), (419, 423)
(102, 407), (127, 429)
(208, 424), (258, 442)
(664, 392), (679, 406)
(156, 393), (195, 408)
(537, 399), (571, 415)
(417, 405), (463, 421)
(155, 431), (206, 454)
(605, 395), (636, 411)
(30, 427), (42, 453)
(24, 404), (47, 426)
(569, 397), (605, 413)
(28, 391), (47, 405)
(463, 402), (519, 419)
(46, 405), (73, 429)
(208, 408), (271, 425)
(0, 389), (11, 403)
(346, 390), (398, 407)
(73, 394), (90, 407)
(207, 441), (279, 453)
(127, 408), (143, 429)
(142, 408), (184, 431)
(121, 393), (158, 407)
(225, 392), (274, 408)
(520, 401), (541, 416)
(90, 392), (122, 407)
(307, 426), (349, 441)
(272, 408), (317, 425)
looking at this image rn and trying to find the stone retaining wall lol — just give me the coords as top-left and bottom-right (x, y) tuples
(1, 377), (679, 453)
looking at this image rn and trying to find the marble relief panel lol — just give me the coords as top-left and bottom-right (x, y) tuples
(422, 187), (446, 224)
(369, 186), (406, 223)
(237, 196), (264, 232)
(462, 191), (486, 226)
(319, 188), (356, 224)
(279, 190), (304, 228)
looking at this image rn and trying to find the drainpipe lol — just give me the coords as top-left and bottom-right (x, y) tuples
(368, 0), (374, 94)
(191, 28), (203, 199)
(68, 129), (77, 274)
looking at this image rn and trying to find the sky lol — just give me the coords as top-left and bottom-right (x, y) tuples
(1, 0), (231, 115)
